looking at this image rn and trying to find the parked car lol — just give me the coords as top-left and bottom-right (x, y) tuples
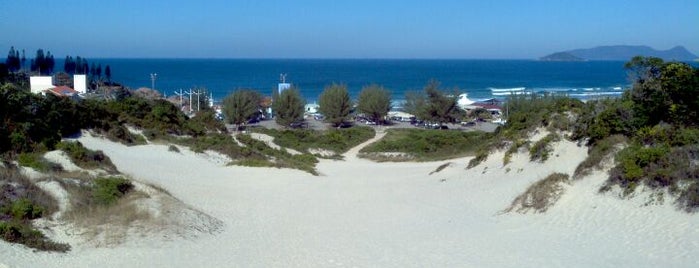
(289, 121), (308, 128)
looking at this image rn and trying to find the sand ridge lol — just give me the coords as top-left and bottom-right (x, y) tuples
(1, 132), (697, 268)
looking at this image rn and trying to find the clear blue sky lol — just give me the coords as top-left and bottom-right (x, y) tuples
(1, 0), (697, 59)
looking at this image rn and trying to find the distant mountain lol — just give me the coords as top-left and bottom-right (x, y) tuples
(540, 45), (698, 61)
(539, 52), (585, 62)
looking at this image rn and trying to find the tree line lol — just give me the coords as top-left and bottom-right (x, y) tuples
(221, 80), (462, 129)
(5, 46), (112, 84)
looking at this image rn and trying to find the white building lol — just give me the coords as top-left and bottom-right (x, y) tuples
(73, 74), (87, 94)
(29, 76), (54, 94)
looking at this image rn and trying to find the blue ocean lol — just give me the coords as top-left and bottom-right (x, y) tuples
(91, 59), (631, 102)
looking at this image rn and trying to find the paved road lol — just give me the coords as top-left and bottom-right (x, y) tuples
(236, 116), (500, 133)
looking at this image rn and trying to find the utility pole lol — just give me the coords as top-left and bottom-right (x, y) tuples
(174, 88), (184, 108)
(185, 89), (193, 113)
(192, 88), (201, 112)
(150, 73), (158, 91)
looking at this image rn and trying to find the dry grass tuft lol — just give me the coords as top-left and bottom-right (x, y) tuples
(505, 173), (570, 214)
(429, 162), (452, 175)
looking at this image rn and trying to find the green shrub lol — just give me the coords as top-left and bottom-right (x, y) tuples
(467, 149), (489, 169)
(92, 177), (134, 206)
(361, 128), (490, 161)
(168, 145), (180, 153)
(529, 133), (560, 162)
(573, 135), (628, 179)
(0, 220), (70, 252)
(1, 198), (44, 220)
(506, 173), (569, 213)
(56, 141), (117, 172)
(16, 153), (61, 172)
(679, 182), (699, 212)
(255, 126), (375, 155)
(503, 139), (529, 165)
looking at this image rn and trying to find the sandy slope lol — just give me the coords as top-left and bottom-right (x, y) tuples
(1, 132), (697, 268)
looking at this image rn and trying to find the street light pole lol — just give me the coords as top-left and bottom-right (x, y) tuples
(150, 73), (158, 91)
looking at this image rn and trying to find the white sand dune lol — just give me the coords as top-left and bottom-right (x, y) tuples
(1, 133), (698, 268)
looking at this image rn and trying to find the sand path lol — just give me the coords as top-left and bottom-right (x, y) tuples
(2, 133), (698, 268)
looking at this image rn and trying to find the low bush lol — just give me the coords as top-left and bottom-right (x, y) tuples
(0, 220), (70, 252)
(254, 126), (375, 155)
(168, 145), (180, 153)
(506, 173), (569, 213)
(235, 134), (319, 174)
(574, 135), (627, 179)
(503, 139), (529, 165)
(529, 133), (560, 162)
(467, 148), (489, 169)
(16, 153), (62, 173)
(1, 198), (44, 220)
(92, 177), (134, 206)
(360, 128), (490, 161)
(56, 141), (117, 172)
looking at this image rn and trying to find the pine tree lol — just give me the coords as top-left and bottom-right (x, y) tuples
(20, 49), (26, 70)
(222, 89), (262, 129)
(318, 83), (352, 127)
(273, 87), (305, 128)
(357, 84), (392, 125)
(105, 65), (111, 83)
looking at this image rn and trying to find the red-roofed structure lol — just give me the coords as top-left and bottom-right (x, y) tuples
(45, 86), (80, 98)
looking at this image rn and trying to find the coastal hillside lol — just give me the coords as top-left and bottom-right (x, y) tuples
(541, 45), (698, 61)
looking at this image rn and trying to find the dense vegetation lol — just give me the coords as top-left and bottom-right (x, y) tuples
(222, 89), (262, 129)
(356, 84), (392, 125)
(318, 83), (352, 127)
(467, 93), (583, 168)
(253, 126), (375, 158)
(360, 129), (490, 161)
(403, 80), (463, 125)
(571, 57), (699, 211)
(1, 167), (70, 252)
(467, 56), (699, 211)
(272, 87), (305, 127)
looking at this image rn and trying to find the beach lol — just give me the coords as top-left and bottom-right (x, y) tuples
(1, 129), (697, 268)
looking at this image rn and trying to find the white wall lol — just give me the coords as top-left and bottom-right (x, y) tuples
(278, 83), (291, 94)
(73, 74), (87, 94)
(29, 76), (54, 94)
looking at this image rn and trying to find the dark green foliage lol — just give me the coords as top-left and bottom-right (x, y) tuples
(503, 93), (583, 139)
(404, 80), (461, 125)
(529, 133), (560, 162)
(222, 89), (262, 127)
(273, 87), (305, 127)
(17, 153), (62, 172)
(254, 126), (375, 156)
(574, 135), (628, 178)
(235, 134), (318, 174)
(467, 148), (490, 169)
(318, 83), (352, 127)
(92, 177), (134, 206)
(0, 221), (70, 252)
(678, 182), (699, 212)
(168, 145), (180, 153)
(356, 84), (392, 124)
(0, 168), (67, 251)
(30, 49), (55, 75)
(571, 98), (635, 144)
(1, 198), (44, 220)
(56, 141), (117, 172)
(422, 80), (460, 125)
(360, 128), (491, 161)
(5, 46), (21, 72)
(0, 84), (83, 153)
(403, 90), (427, 119)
